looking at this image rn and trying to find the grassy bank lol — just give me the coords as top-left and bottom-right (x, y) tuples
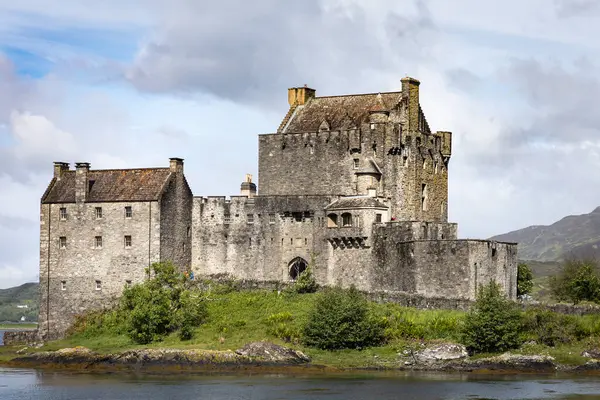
(7, 288), (600, 369)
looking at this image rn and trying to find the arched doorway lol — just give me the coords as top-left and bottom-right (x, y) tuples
(288, 257), (308, 280)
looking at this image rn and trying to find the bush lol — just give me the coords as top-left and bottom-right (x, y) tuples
(121, 262), (207, 344)
(265, 312), (300, 343)
(517, 263), (533, 297)
(550, 259), (600, 304)
(302, 286), (386, 350)
(293, 266), (318, 294)
(523, 308), (585, 346)
(461, 282), (523, 354)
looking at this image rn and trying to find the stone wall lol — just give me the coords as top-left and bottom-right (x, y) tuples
(372, 238), (517, 301)
(191, 195), (334, 284)
(2, 330), (39, 346)
(159, 172), (193, 271)
(38, 200), (162, 339)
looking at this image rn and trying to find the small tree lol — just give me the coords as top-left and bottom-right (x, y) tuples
(550, 259), (600, 304)
(517, 263), (533, 297)
(293, 253), (318, 294)
(461, 281), (523, 354)
(303, 286), (386, 350)
(122, 262), (207, 344)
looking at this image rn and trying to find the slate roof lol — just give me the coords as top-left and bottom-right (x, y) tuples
(282, 92), (402, 133)
(326, 197), (388, 210)
(42, 168), (172, 204)
(355, 159), (382, 175)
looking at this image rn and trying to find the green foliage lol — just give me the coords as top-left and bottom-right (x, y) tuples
(302, 286), (386, 350)
(517, 263), (534, 297)
(461, 281), (523, 354)
(293, 266), (318, 294)
(0, 282), (39, 322)
(523, 308), (586, 346)
(265, 312), (300, 342)
(550, 259), (600, 304)
(121, 262), (207, 344)
(381, 308), (463, 341)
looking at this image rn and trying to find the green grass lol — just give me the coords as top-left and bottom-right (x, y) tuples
(5, 288), (600, 369)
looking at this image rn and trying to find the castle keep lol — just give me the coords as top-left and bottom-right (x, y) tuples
(38, 78), (518, 339)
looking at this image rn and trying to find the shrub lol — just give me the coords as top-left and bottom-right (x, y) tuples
(265, 312), (300, 343)
(121, 261), (207, 344)
(523, 308), (584, 346)
(293, 266), (318, 294)
(461, 281), (523, 354)
(517, 263), (534, 297)
(302, 286), (386, 350)
(550, 259), (600, 304)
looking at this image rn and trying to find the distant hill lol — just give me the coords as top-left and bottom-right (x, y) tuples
(491, 206), (600, 262)
(0, 282), (39, 322)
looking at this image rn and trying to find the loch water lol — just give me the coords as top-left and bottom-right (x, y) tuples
(2, 367), (600, 400)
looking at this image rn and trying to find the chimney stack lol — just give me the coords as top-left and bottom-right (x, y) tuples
(240, 174), (257, 198)
(53, 162), (69, 180)
(401, 76), (420, 133)
(75, 162), (90, 204)
(288, 85), (316, 106)
(169, 158), (184, 173)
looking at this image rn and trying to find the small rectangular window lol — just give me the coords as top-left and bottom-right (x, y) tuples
(247, 213), (254, 224)
(95, 280), (102, 291)
(124, 235), (132, 248)
(224, 214), (231, 224)
(59, 236), (67, 249)
(125, 280), (132, 286)
(269, 213), (276, 224)
(375, 214), (382, 223)
(95, 236), (103, 248)
(187, 227), (191, 238)
(61, 280), (66, 291)
(353, 159), (359, 169)
(125, 206), (132, 218)
(95, 207), (103, 219)
(59, 207), (67, 220)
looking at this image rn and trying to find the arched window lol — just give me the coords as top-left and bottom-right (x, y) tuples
(342, 213), (352, 227)
(289, 257), (308, 280)
(327, 213), (338, 227)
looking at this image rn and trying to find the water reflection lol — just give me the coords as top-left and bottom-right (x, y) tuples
(2, 367), (600, 400)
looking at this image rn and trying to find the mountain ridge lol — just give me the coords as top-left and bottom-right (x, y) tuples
(491, 206), (600, 262)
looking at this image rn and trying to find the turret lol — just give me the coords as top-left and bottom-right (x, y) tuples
(240, 174), (257, 197)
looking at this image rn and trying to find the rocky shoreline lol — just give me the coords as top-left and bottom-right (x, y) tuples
(3, 342), (600, 375)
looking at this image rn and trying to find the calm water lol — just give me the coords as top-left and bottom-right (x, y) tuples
(2, 367), (600, 400)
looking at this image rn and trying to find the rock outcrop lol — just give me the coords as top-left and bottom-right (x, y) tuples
(235, 342), (310, 364)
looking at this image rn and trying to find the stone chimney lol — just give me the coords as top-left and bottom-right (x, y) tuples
(169, 158), (184, 173)
(53, 162), (69, 180)
(240, 174), (257, 197)
(401, 76), (420, 133)
(75, 162), (90, 204)
(288, 84), (316, 106)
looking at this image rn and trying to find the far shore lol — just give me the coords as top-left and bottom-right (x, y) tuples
(0, 323), (38, 330)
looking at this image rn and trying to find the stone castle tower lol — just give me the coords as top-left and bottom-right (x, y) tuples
(37, 78), (517, 339)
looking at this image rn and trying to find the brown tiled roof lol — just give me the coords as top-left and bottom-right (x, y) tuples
(326, 197), (388, 210)
(282, 92), (402, 133)
(42, 168), (172, 203)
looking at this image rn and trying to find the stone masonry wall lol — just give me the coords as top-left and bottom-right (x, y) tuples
(38, 200), (161, 340)
(191, 195), (335, 284)
(159, 173), (193, 271)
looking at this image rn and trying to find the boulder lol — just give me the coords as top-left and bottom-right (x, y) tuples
(582, 349), (600, 359)
(235, 342), (310, 364)
(414, 343), (468, 363)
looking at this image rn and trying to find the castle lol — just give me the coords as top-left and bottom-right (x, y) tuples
(37, 77), (518, 339)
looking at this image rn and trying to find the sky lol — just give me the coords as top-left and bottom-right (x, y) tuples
(1, 0), (600, 288)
